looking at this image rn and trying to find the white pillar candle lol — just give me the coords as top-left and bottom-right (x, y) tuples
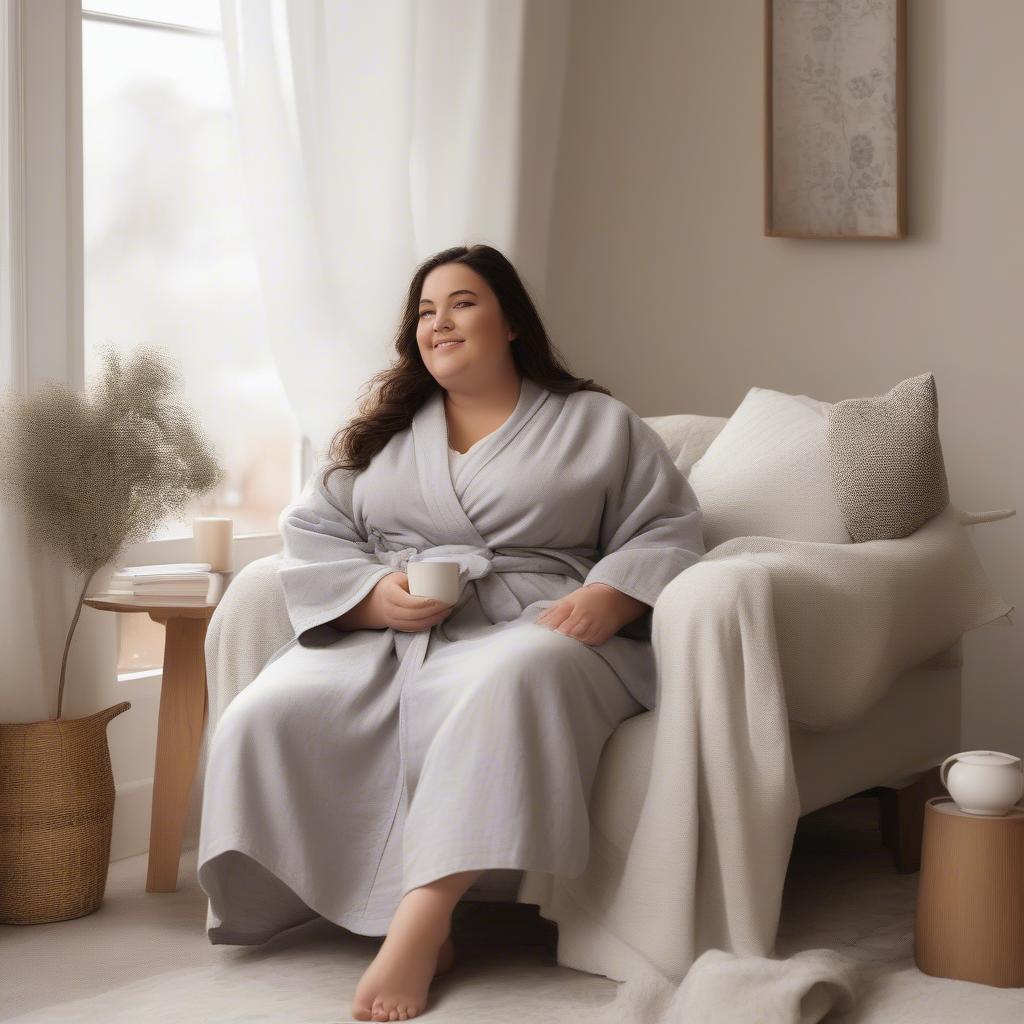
(193, 517), (233, 572)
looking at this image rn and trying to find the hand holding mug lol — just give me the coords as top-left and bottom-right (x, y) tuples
(336, 571), (454, 632)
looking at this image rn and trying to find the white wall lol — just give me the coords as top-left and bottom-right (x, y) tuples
(542, 0), (1020, 756)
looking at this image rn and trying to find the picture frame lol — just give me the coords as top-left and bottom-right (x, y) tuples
(765, 0), (907, 239)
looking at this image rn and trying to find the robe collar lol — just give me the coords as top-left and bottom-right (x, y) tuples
(412, 375), (550, 545)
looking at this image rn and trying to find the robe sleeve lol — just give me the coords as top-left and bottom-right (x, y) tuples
(583, 408), (705, 637)
(277, 464), (398, 646)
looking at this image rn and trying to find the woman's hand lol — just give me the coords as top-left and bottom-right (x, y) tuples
(536, 582), (649, 646)
(334, 571), (455, 632)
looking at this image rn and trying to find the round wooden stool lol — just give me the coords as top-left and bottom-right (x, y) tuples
(915, 796), (1024, 987)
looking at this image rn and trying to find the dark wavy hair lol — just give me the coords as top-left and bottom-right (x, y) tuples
(321, 243), (611, 486)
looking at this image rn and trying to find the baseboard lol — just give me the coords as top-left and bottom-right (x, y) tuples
(110, 778), (152, 862)
(110, 775), (203, 864)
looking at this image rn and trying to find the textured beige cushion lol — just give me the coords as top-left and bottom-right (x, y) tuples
(826, 372), (950, 542)
(685, 387), (852, 550)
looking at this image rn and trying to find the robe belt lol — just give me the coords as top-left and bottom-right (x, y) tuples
(368, 535), (596, 595)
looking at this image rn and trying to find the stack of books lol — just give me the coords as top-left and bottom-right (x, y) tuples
(107, 563), (224, 602)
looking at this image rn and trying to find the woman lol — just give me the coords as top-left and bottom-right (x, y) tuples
(196, 244), (705, 1021)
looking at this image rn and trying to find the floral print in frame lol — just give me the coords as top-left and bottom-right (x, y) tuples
(765, 0), (907, 239)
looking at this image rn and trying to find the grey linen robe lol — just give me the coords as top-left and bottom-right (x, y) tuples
(196, 375), (704, 942)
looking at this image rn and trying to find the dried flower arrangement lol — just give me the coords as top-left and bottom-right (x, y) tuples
(0, 344), (223, 720)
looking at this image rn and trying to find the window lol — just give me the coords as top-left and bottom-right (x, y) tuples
(82, 1), (298, 674)
(82, 0), (300, 543)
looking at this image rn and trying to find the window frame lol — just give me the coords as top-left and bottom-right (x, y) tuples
(81, 6), (220, 38)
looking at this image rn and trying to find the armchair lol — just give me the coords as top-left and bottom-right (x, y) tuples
(184, 406), (1013, 987)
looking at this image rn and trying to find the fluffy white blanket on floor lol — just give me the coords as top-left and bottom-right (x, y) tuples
(585, 948), (868, 1024)
(189, 501), (1012, 1021)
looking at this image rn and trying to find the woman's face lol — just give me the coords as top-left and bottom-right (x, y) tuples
(415, 263), (516, 388)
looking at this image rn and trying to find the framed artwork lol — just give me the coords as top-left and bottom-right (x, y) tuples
(765, 0), (907, 239)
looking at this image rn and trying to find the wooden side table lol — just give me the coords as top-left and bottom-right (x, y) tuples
(84, 590), (223, 893)
(915, 796), (1024, 987)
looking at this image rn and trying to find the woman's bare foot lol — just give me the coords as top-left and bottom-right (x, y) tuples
(351, 913), (453, 1020)
(351, 868), (479, 1020)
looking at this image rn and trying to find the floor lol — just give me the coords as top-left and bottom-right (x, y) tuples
(3, 797), (1024, 1023)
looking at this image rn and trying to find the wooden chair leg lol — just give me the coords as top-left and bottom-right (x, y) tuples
(877, 766), (949, 873)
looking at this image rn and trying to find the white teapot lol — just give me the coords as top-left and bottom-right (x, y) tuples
(940, 750), (1024, 816)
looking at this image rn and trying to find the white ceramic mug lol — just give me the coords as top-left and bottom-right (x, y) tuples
(406, 557), (460, 606)
(940, 750), (1024, 816)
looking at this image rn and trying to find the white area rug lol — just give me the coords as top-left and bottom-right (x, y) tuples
(3, 798), (1023, 1023)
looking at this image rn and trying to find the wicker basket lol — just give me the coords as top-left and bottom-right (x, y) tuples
(0, 701), (131, 924)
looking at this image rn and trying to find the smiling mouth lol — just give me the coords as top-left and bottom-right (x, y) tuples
(434, 339), (464, 350)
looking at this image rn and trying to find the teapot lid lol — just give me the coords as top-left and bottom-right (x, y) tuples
(958, 750), (1021, 766)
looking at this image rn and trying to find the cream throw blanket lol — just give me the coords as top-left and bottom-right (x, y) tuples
(191, 501), (1012, 1022)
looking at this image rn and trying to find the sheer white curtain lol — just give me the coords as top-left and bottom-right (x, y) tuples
(218, 0), (571, 459)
